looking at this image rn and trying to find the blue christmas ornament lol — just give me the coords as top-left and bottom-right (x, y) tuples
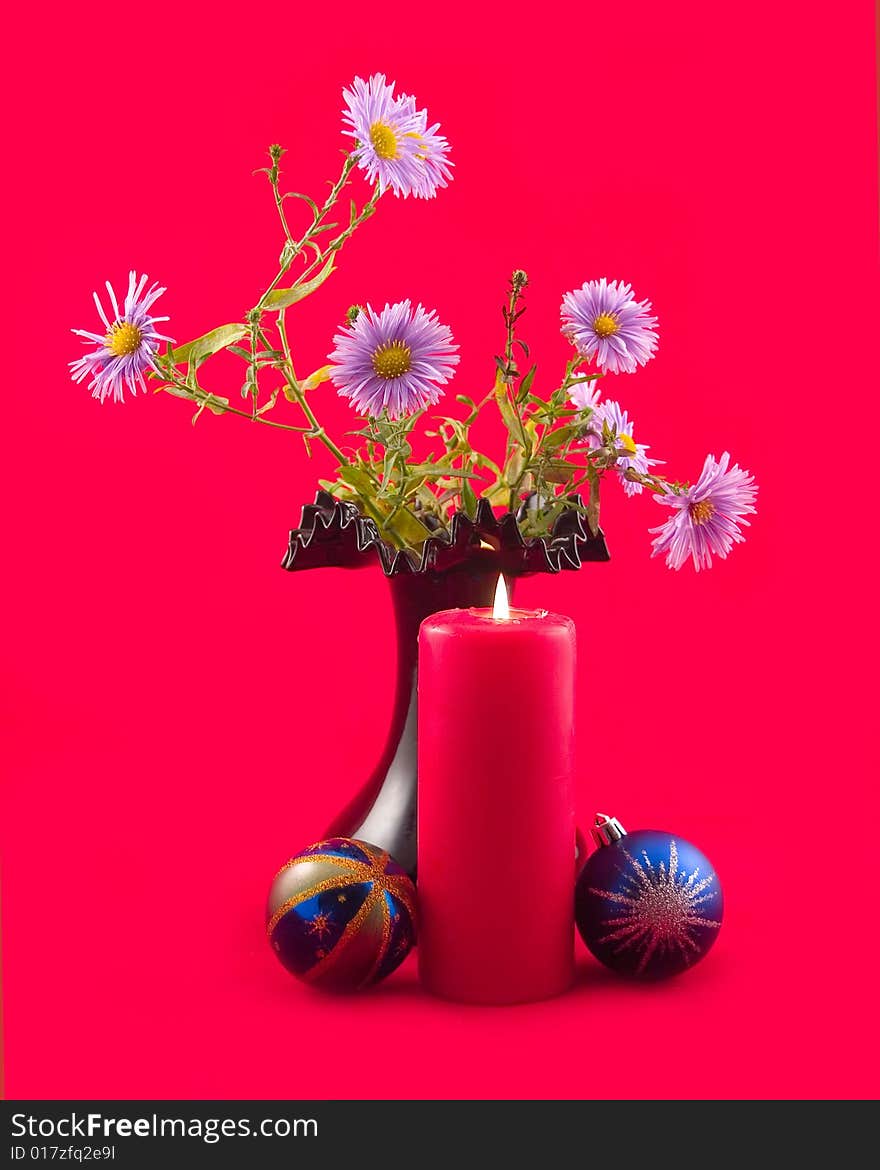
(267, 838), (417, 992)
(575, 815), (723, 979)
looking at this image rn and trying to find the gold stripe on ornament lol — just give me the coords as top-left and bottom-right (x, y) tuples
(382, 875), (417, 925)
(300, 885), (382, 987)
(271, 851), (375, 882)
(267, 843), (416, 965)
(360, 886), (394, 988)
(267, 873), (364, 937)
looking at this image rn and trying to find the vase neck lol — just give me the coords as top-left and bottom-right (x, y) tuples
(389, 565), (514, 666)
(327, 565), (517, 874)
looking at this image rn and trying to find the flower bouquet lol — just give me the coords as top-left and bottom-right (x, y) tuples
(70, 74), (757, 573)
(69, 73), (762, 881)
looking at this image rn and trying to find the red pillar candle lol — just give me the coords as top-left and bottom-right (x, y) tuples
(417, 581), (576, 1004)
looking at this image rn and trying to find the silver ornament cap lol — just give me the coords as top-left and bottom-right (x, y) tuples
(591, 813), (627, 848)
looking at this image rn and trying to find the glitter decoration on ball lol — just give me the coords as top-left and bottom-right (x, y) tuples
(575, 815), (723, 979)
(266, 837), (417, 991)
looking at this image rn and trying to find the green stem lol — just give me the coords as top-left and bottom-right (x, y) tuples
(276, 309), (295, 378)
(586, 467), (601, 535)
(294, 187), (380, 289)
(255, 155), (358, 312)
(498, 275), (531, 509)
(160, 384), (303, 432)
(271, 172), (294, 244)
(279, 369), (348, 466)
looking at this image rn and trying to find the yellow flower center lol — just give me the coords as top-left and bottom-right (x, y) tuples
(106, 321), (142, 357)
(371, 340), (412, 380)
(690, 500), (716, 525)
(593, 313), (620, 337)
(369, 121), (399, 160)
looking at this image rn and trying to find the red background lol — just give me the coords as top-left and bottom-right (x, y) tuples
(2, 1), (878, 1099)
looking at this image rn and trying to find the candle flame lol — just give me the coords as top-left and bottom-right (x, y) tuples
(493, 575), (510, 620)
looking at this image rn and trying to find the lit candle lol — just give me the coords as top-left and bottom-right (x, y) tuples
(417, 578), (576, 1004)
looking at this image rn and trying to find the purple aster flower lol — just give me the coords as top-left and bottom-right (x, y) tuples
(600, 399), (659, 497)
(650, 452), (758, 572)
(70, 272), (172, 404)
(342, 74), (452, 199)
(569, 380), (604, 414)
(329, 300), (459, 418)
(568, 385), (656, 495)
(561, 279), (658, 374)
(569, 381), (608, 446)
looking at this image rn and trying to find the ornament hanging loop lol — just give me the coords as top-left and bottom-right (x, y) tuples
(591, 813), (627, 848)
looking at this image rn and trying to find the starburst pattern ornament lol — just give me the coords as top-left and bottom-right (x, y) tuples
(575, 815), (723, 979)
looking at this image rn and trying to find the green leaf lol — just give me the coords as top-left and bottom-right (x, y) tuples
(336, 465), (375, 496)
(379, 448), (399, 494)
(332, 465), (434, 549)
(191, 391), (230, 425)
(566, 372), (604, 385)
(205, 394), (230, 416)
(283, 191), (320, 220)
(505, 447), (525, 486)
(301, 364), (333, 391)
(497, 395), (530, 453)
(543, 458), (583, 484)
(257, 389), (279, 416)
(155, 382), (192, 401)
(544, 458), (583, 472)
(382, 507), (432, 546)
(518, 364), (537, 397)
(487, 485), (511, 507)
(405, 463), (482, 479)
(460, 478), (478, 518)
(168, 324), (249, 369)
(262, 257), (335, 311)
(542, 423), (583, 451)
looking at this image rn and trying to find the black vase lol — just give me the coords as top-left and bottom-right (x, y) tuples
(282, 491), (610, 875)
